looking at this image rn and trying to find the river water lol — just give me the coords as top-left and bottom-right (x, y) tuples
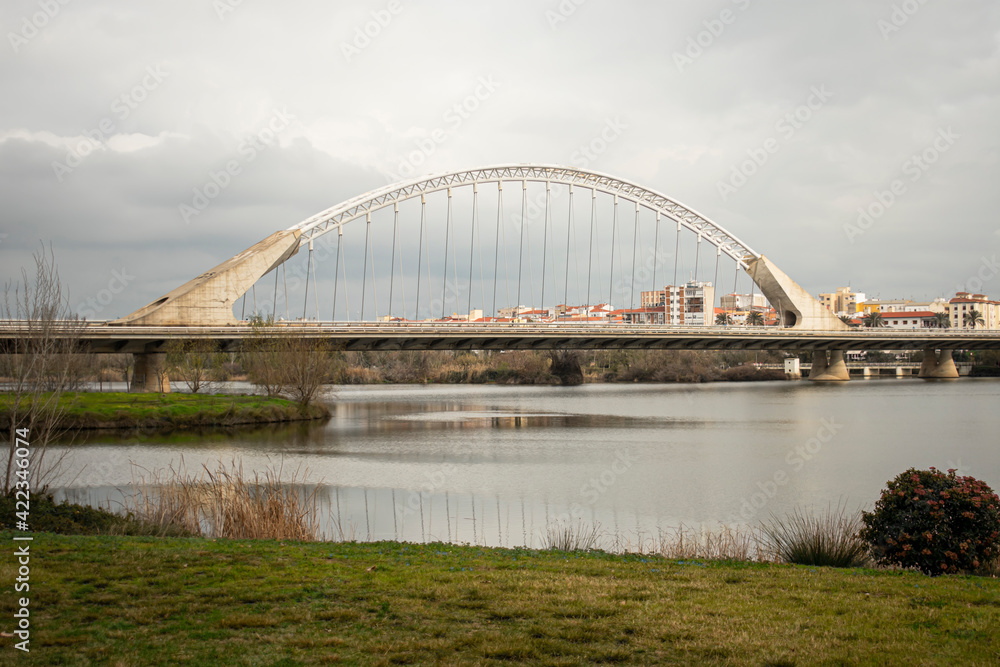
(52, 379), (1000, 551)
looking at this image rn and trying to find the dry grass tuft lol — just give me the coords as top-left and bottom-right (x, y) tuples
(544, 521), (601, 551)
(120, 458), (318, 541)
(761, 503), (869, 568)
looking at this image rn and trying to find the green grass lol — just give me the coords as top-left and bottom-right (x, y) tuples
(1, 535), (998, 665)
(0, 392), (330, 430)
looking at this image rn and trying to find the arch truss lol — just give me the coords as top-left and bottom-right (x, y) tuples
(117, 164), (846, 331)
(288, 165), (758, 268)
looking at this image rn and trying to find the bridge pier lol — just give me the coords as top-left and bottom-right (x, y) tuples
(809, 350), (850, 382)
(131, 352), (171, 393)
(918, 348), (959, 379)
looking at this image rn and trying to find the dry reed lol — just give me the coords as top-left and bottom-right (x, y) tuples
(656, 523), (768, 562)
(121, 457), (318, 541)
(544, 520), (601, 551)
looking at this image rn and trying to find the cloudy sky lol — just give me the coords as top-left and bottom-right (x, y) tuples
(1, 0), (998, 320)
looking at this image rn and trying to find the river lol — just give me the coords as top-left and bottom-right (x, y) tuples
(52, 379), (1000, 551)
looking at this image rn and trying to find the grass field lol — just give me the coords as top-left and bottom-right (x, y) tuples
(0, 392), (330, 430)
(1, 534), (997, 665)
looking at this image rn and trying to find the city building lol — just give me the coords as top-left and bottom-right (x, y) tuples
(902, 299), (948, 313)
(819, 287), (865, 316)
(719, 293), (768, 311)
(879, 311), (941, 329)
(640, 281), (715, 326)
(948, 293), (1000, 329)
(856, 299), (910, 314)
(620, 308), (666, 325)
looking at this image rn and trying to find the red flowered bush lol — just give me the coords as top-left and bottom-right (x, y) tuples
(860, 468), (1000, 575)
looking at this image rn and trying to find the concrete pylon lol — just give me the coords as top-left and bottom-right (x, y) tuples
(744, 256), (850, 331)
(131, 352), (170, 393)
(115, 230), (301, 326)
(809, 350), (850, 381)
(918, 348), (959, 379)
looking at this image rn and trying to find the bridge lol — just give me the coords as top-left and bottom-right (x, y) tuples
(7, 164), (998, 388)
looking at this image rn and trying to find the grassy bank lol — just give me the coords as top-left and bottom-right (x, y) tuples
(0, 534), (997, 665)
(0, 392), (330, 431)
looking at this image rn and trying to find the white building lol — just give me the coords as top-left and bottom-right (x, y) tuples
(719, 293), (768, 311)
(640, 281), (715, 326)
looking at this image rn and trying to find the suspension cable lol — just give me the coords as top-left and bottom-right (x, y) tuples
(282, 262), (289, 320)
(492, 183), (503, 318)
(369, 211), (379, 321)
(332, 228), (341, 320)
(541, 181), (550, 313)
(609, 194), (618, 309)
(390, 203), (399, 318)
(694, 233), (702, 284)
(516, 180), (527, 316)
(442, 188), (453, 320)
(630, 201), (639, 311)
(652, 211), (661, 294)
(303, 240), (313, 320)
(360, 217), (370, 321)
(587, 188), (596, 309)
(340, 228), (350, 322)
(713, 246), (721, 322)
(416, 194), (426, 320)
(564, 184), (574, 308)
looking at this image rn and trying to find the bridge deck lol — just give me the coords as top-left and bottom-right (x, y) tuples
(3, 322), (999, 353)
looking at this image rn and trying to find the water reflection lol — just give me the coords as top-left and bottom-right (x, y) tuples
(48, 379), (1000, 552)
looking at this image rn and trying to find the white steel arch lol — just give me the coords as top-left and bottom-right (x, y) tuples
(287, 164), (759, 267)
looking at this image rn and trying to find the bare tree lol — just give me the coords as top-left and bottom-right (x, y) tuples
(240, 316), (336, 407)
(166, 340), (222, 394)
(1, 244), (84, 493)
(278, 339), (337, 407)
(240, 315), (286, 397)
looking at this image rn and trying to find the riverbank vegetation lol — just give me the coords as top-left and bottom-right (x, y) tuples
(0, 392), (330, 432)
(0, 532), (997, 665)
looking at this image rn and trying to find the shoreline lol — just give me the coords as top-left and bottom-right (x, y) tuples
(0, 391), (331, 433)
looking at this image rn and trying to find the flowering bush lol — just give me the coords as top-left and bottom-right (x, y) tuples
(860, 468), (1000, 575)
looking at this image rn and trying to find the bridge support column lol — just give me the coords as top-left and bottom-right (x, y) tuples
(131, 353), (171, 393)
(809, 350), (850, 382)
(918, 348), (959, 379)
